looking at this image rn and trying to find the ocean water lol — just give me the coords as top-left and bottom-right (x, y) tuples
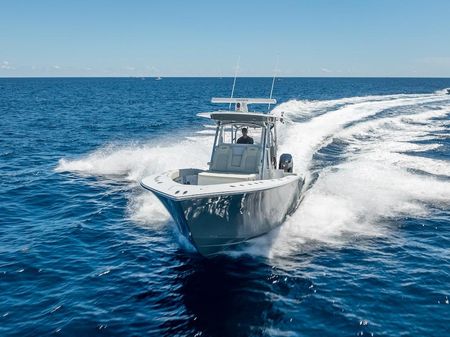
(1, 77), (449, 336)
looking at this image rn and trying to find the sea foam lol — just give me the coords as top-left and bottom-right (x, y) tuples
(56, 91), (450, 257)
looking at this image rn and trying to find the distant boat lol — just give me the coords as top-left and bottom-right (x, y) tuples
(155, 76), (162, 81)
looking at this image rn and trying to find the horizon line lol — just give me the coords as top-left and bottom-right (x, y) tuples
(1, 76), (450, 79)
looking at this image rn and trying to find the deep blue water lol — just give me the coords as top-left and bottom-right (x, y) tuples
(1, 77), (449, 336)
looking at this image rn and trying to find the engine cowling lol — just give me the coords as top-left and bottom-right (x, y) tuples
(279, 153), (293, 173)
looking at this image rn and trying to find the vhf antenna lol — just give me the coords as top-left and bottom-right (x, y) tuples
(268, 56), (279, 111)
(229, 56), (240, 110)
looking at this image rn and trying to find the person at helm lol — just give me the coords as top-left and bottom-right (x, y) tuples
(237, 127), (254, 144)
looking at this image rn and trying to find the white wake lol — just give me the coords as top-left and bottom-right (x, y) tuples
(56, 90), (450, 257)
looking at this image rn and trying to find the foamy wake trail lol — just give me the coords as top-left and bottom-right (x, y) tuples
(56, 137), (213, 225)
(273, 93), (449, 173)
(56, 90), (450, 257)
(56, 138), (211, 181)
(248, 93), (450, 258)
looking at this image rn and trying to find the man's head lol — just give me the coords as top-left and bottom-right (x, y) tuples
(242, 127), (248, 137)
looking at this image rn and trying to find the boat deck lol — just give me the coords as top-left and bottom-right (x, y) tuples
(141, 169), (302, 201)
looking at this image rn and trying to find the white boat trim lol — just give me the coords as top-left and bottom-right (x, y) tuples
(141, 170), (302, 201)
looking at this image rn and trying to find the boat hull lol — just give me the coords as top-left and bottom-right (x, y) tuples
(153, 178), (303, 256)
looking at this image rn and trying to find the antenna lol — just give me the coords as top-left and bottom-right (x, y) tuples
(229, 56), (240, 110)
(268, 56), (279, 111)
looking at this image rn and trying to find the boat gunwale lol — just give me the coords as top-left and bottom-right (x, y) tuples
(140, 169), (302, 201)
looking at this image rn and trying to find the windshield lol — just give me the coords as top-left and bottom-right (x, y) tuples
(218, 123), (263, 145)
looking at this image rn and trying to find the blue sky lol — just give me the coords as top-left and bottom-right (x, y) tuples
(1, 0), (449, 77)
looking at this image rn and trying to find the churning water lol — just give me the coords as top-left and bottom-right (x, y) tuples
(1, 78), (449, 336)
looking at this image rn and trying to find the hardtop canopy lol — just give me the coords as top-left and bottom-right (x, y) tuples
(197, 111), (281, 123)
(211, 97), (276, 105)
(211, 97), (277, 113)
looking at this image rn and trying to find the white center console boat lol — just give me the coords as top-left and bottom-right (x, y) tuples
(141, 97), (304, 256)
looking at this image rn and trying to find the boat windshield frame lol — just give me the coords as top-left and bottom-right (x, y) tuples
(209, 119), (278, 178)
(214, 121), (264, 145)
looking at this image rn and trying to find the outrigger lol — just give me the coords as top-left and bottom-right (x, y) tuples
(141, 97), (304, 256)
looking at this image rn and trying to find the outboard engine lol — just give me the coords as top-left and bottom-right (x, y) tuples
(279, 153), (293, 173)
